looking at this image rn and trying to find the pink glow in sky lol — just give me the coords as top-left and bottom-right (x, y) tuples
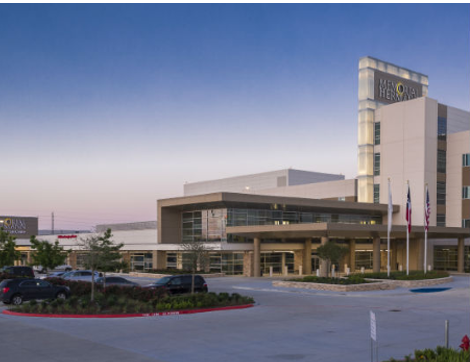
(1, 4), (468, 230)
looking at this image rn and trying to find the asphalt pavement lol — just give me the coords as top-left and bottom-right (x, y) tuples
(1, 274), (469, 362)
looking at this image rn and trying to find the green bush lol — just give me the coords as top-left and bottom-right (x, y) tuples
(354, 270), (449, 281)
(10, 291), (254, 315)
(383, 346), (470, 362)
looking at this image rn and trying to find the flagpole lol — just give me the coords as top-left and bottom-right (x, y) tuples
(387, 178), (391, 278)
(406, 180), (410, 276)
(424, 225), (428, 274)
(424, 183), (428, 275)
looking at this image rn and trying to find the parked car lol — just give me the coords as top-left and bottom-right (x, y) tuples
(95, 276), (139, 288)
(61, 270), (101, 282)
(144, 275), (208, 295)
(0, 278), (70, 305)
(33, 264), (72, 274)
(1, 266), (35, 278)
(40, 271), (66, 279)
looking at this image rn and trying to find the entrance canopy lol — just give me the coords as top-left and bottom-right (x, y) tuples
(227, 223), (470, 239)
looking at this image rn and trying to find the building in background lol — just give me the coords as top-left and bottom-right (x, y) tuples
(154, 56), (469, 276)
(36, 221), (158, 272)
(9, 56), (470, 275)
(357, 57), (429, 203)
(184, 169), (345, 196)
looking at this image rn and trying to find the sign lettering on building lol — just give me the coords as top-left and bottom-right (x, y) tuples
(0, 216), (38, 237)
(374, 70), (422, 105)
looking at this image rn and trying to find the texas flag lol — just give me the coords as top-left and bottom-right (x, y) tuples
(406, 184), (412, 233)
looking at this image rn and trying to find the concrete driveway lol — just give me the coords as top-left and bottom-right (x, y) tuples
(1, 275), (469, 362)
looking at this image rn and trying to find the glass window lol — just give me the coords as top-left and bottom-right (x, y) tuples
(433, 246), (470, 272)
(437, 182), (446, 205)
(463, 186), (470, 200)
(225, 208), (382, 227)
(436, 214), (446, 227)
(374, 122), (380, 145)
(437, 150), (446, 173)
(355, 251), (373, 270)
(171, 277), (182, 286)
(463, 154), (470, 167)
(462, 219), (470, 228)
(373, 184), (380, 204)
(438, 117), (447, 141)
(434, 247), (456, 271)
(20, 280), (35, 287)
(374, 153), (380, 176)
(167, 253), (177, 269)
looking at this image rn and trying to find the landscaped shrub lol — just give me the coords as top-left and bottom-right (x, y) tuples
(353, 270), (449, 281)
(44, 277), (101, 296)
(383, 345), (470, 362)
(44, 277), (167, 301)
(9, 291), (254, 315)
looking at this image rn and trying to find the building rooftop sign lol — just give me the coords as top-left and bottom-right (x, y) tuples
(0, 216), (38, 238)
(374, 70), (423, 105)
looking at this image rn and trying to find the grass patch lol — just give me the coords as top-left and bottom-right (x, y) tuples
(353, 270), (449, 281)
(290, 275), (369, 285)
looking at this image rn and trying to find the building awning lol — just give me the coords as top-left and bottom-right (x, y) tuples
(226, 223), (470, 239)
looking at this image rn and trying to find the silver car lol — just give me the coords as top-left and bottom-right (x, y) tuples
(61, 270), (101, 281)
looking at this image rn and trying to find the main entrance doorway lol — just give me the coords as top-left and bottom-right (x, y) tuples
(261, 252), (294, 275)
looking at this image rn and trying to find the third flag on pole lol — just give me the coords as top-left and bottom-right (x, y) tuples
(424, 185), (430, 231)
(406, 184), (412, 233)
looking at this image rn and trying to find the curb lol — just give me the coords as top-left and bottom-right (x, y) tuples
(2, 304), (254, 319)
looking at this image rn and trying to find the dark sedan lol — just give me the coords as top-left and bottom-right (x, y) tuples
(95, 276), (140, 287)
(144, 275), (208, 295)
(0, 278), (70, 305)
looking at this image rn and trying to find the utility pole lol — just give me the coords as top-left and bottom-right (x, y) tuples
(51, 212), (54, 235)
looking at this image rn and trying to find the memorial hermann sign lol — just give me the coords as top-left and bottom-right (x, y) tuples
(374, 70), (422, 105)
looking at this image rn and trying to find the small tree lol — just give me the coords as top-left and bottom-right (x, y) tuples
(96, 233), (125, 290)
(0, 227), (21, 268)
(316, 241), (348, 277)
(79, 228), (123, 301)
(29, 236), (69, 273)
(180, 239), (212, 294)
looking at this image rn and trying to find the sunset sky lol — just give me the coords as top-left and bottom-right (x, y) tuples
(1, 4), (469, 230)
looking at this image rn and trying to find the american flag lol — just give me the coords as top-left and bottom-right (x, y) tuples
(424, 185), (430, 231)
(406, 184), (412, 233)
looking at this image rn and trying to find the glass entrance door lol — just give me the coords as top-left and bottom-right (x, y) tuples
(261, 252), (294, 275)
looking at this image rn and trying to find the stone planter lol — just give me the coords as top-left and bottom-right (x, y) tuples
(375, 276), (453, 288)
(272, 276), (453, 292)
(272, 280), (396, 292)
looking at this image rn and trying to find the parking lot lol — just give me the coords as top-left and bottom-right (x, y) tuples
(1, 275), (470, 362)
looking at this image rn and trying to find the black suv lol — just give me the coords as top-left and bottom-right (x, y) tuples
(145, 275), (208, 295)
(0, 278), (70, 305)
(1, 266), (35, 278)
